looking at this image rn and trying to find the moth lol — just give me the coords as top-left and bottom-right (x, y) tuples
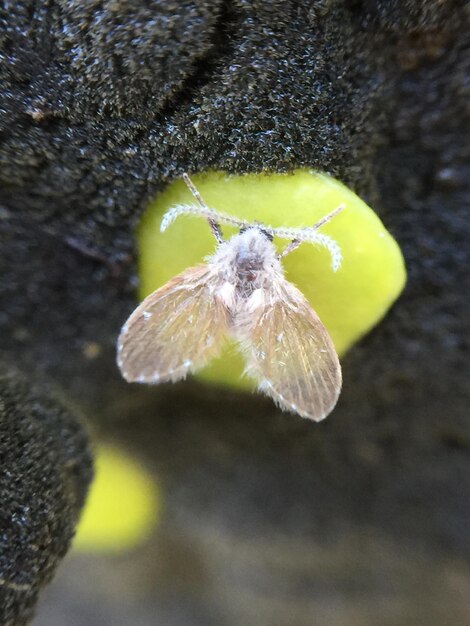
(117, 173), (345, 421)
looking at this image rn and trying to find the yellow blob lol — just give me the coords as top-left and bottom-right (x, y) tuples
(139, 170), (406, 389)
(74, 445), (159, 552)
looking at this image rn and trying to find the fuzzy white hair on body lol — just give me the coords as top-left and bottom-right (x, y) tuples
(117, 173), (345, 422)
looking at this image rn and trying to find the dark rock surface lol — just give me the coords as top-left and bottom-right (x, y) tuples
(1, 1), (469, 624)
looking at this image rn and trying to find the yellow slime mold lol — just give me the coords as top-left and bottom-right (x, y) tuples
(74, 445), (159, 552)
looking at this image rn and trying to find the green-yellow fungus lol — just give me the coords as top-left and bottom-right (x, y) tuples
(138, 169), (406, 390)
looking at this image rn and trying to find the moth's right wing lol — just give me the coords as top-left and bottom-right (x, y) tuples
(117, 264), (229, 383)
(243, 277), (342, 421)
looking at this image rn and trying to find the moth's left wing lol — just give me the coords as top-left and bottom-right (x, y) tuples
(117, 264), (229, 383)
(243, 278), (342, 421)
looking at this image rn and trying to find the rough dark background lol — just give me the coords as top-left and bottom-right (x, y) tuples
(0, 1), (469, 625)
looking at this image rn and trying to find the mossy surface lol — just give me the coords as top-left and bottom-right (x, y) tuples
(139, 170), (406, 389)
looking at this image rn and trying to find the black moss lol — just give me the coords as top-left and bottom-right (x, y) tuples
(0, 368), (92, 626)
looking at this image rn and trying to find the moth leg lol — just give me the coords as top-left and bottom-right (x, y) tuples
(279, 238), (302, 258)
(309, 203), (345, 231)
(183, 173), (223, 244)
(276, 203), (345, 245)
(208, 218), (223, 244)
(277, 204), (345, 270)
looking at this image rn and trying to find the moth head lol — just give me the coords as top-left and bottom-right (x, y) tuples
(209, 225), (278, 276)
(230, 226), (278, 273)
